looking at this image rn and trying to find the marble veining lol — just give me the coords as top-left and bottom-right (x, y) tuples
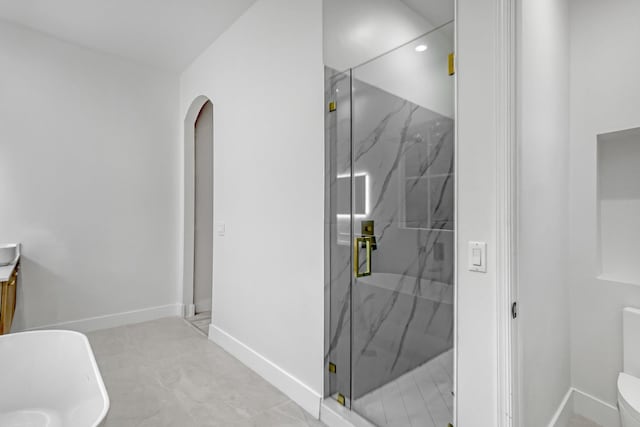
(325, 64), (454, 408)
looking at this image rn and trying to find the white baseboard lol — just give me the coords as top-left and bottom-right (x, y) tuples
(573, 388), (620, 427)
(186, 303), (196, 317)
(548, 388), (575, 427)
(26, 304), (183, 333)
(548, 387), (620, 427)
(208, 324), (322, 418)
(320, 399), (376, 427)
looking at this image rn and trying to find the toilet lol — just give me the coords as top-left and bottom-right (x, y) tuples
(618, 307), (640, 426)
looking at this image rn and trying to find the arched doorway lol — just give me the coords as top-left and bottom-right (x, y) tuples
(183, 96), (213, 335)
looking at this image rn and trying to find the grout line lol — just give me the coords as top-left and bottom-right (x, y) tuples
(412, 366), (438, 427)
(426, 359), (453, 419)
(353, 354), (453, 427)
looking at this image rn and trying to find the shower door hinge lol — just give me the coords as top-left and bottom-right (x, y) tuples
(328, 362), (336, 373)
(329, 101), (337, 112)
(511, 301), (518, 319)
(336, 393), (346, 406)
(448, 52), (455, 76)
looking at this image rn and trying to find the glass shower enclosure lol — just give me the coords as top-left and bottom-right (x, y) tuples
(325, 22), (455, 427)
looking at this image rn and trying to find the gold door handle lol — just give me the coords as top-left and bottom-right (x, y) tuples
(354, 236), (373, 278)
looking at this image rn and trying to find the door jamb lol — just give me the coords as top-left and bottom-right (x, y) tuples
(182, 95), (213, 319)
(496, 0), (518, 425)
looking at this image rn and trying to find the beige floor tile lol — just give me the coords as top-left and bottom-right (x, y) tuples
(87, 317), (325, 427)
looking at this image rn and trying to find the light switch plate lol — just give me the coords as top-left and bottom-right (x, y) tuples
(468, 241), (487, 273)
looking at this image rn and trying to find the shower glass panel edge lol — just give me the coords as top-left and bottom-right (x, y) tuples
(325, 66), (353, 408)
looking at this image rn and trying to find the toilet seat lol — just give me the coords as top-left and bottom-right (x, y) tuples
(619, 373), (640, 423)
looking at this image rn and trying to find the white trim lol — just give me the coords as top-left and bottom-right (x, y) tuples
(186, 303), (196, 318)
(547, 388), (620, 427)
(208, 324), (322, 418)
(496, 0), (518, 426)
(452, 1), (459, 425)
(320, 399), (376, 427)
(547, 388), (574, 427)
(26, 304), (183, 333)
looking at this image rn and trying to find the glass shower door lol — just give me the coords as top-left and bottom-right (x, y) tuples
(349, 23), (455, 426)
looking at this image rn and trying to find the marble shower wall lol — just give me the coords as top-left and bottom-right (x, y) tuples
(350, 72), (454, 397)
(325, 64), (454, 400)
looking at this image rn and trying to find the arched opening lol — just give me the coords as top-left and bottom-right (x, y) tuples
(182, 96), (213, 335)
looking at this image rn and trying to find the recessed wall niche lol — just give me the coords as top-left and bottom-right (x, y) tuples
(598, 126), (640, 285)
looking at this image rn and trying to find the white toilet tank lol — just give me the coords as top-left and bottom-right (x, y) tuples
(619, 308), (640, 427)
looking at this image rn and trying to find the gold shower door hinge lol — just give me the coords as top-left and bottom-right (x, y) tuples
(336, 393), (346, 406)
(448, 52), (455, 76)
(328, 362), (336, 373)
(329, 101), (337, 112)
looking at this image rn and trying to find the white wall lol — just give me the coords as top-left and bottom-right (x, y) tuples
(0, 21), (180, 330)
(456, 0), (499, 424)
(569, 0), (640, 408)
(179, 0), (325, 414)
(517, 0), (572, 425)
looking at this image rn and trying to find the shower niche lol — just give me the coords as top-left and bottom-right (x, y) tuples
(597, 126), (640, 285)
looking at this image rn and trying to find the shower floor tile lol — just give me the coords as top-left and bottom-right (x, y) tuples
(353, 349), (453, 427)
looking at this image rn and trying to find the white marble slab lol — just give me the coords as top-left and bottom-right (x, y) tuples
(0, 258), (18, 283)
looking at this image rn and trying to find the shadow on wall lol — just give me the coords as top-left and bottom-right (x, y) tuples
(13, 256), (72, 331)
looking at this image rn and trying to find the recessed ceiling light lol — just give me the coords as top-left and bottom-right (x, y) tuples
(415, 44), (428, 52)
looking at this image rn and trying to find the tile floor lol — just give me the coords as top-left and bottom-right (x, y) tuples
(87, 317), (326, 427)
(353, 349), (453, 427)
(186, 310), (212, 335)
(568, 415), (602, 427)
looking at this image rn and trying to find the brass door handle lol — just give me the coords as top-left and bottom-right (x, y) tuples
(354, 236), (373, 278)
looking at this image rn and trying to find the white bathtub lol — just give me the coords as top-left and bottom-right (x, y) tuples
(0, 330), (109, 427)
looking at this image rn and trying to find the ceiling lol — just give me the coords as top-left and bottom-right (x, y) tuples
(0, 0), (257, 71)
(323, 0), (454, 71)
(399, 0), (454, 27)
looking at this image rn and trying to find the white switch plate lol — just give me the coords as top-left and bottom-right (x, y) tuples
(216, 222), (226, 236)
(468, 241), (487, 273)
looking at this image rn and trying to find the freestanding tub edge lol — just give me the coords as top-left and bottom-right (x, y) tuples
(0, 330), (110, 427)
